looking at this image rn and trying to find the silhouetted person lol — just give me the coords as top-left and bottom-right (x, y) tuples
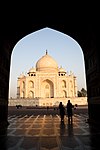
(59, 102), (65, 122)
(66, 100), (73, 122)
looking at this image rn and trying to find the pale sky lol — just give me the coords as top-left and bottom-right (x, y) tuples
(9, 27), (87, 98)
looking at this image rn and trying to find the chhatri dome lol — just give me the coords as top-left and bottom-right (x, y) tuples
(36, 50), (58, 72)
(58, 66), (66, 72)
(28, 67), (36, 73)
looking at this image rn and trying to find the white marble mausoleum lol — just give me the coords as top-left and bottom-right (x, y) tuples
(9, 50), (87, 106)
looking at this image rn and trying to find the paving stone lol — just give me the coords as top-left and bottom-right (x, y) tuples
(0, 111), (100, 149)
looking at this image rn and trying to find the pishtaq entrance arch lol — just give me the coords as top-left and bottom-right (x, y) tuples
(0, 11), (99, 128)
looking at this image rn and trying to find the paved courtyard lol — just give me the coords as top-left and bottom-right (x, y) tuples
(0, 107), (100, 149)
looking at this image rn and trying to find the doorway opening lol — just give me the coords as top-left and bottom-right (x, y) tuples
(8, 27), (87, 113)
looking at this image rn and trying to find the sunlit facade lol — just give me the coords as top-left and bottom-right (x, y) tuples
(16, 51), (78, 106)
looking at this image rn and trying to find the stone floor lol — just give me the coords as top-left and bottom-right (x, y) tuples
(0, 112), (100, 150)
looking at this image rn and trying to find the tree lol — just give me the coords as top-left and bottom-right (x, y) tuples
(78, 88), (87, 97)
(81, 88), (87, 97)
(77, 91), (82, 97)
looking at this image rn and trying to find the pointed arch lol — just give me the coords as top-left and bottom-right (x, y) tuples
(41, 79), (54, 98)
(62, 80), (66, 88)
(29, 81), (34, 88)
(22, 81), (25, 89)
(29, 91), (34, 98)
(62, 90), (67, 98)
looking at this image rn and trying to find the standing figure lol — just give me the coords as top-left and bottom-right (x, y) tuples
(66, 100), (73, 122)
(59, 102), (65, 122)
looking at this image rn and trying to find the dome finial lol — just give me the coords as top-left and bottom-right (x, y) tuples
(46, 50), (48, 55)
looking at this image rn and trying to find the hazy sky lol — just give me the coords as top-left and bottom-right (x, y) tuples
(9, 27), (87, 98)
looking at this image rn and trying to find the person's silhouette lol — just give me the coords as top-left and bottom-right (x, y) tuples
(59, 102), (65, 122)
(66, 100), (73, 122)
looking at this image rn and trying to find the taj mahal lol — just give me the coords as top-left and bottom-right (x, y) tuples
(9, 50), (87, 107)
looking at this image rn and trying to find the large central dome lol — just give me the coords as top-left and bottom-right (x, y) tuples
(36, 50), (58, 72)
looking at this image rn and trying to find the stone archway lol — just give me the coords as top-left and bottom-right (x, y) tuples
(0, 12), (99, 127)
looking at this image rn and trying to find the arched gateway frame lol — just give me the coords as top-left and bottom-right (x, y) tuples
(0, 15), (99, 128)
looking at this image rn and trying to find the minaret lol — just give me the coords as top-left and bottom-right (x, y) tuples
(46, 49), (48, 55)
(74, 76), (78, 97)
(17, 77), (20, 98)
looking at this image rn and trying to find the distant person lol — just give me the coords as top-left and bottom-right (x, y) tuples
(59, 102), (65, 122)
(66, 100), (73, 122)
